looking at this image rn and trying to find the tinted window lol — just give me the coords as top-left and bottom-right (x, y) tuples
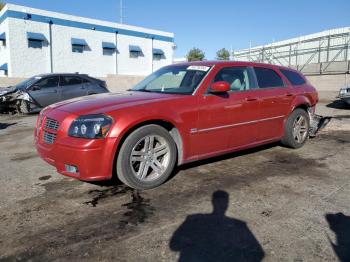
(80, 77), (89, 83)
(130, 51), (142, 58)
(153, 54), (164, 61)
(280, 69), (306, 85)
(254, 67), (284, 88)
(28, 39), (43, 49)
(72, 45), (84, 53)
(213, 67), (255, 92)
(35, 77), (59, 89)
(103, 48), (115, 56)
(61, 76), (82, 86)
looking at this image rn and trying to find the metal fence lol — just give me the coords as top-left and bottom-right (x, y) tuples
(233, 30), (350, 74)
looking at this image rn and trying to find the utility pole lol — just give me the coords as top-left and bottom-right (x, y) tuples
(119, 0), (124, 24)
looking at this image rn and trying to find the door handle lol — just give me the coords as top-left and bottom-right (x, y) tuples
(286, 93), (293, 97)
(245, 97), (258, 102)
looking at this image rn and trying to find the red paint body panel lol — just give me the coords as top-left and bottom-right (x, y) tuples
(34, 61), (318, 181)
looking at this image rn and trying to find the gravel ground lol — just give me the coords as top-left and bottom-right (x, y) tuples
(0, 98), (349, 261)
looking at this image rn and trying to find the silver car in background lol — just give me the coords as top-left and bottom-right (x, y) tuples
(0, 73), (109, 114)
(338, 84), (350, 105)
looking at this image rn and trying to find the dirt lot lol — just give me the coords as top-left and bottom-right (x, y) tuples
(0, 99), (349, 261)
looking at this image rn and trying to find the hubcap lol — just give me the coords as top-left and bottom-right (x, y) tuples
(130, 135), (170, 181)
(292, 115), (308, 143)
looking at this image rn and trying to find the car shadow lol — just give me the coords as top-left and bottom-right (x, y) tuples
(86, 176), (124, 187)
(325, 213), (350, 262)
(326, 100), (350, 110)
(88, 142), (278, 189)
(169, 190), (265, 261)
(173, 142), (279, 176)
(0, 122), (17, 130)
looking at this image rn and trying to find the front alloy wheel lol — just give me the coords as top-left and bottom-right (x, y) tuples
(130, 135), (170, 181)
(117, 125), (177, 190)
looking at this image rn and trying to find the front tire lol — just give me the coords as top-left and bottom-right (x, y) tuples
(116, 125), (177, 190)
(281, 108), (310, 149)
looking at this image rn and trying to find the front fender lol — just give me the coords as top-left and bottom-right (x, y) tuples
(107, 109), (189, 165)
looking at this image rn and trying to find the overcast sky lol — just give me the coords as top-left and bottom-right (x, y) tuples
(5, 0), (350, 59)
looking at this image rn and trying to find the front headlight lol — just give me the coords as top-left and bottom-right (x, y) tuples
(68, 114), (113, 139)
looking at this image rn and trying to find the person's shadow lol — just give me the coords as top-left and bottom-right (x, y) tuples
(169, 190), (264, 262)
(326, 213), (350, 262)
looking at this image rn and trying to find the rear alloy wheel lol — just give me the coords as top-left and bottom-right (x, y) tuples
(292, 115), (308, 143)
(281, 108), (310, 149)
(116, 125), (177, 190)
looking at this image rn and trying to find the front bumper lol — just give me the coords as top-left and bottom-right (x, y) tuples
(34, 110), (119, 181)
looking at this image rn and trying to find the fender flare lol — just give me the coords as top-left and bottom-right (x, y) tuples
(110, 114), (186, 173)
(290, 95), (312, 112)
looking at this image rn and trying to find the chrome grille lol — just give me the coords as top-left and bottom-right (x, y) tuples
(43, 131), (57, 144)
(45, 118), (59, 131)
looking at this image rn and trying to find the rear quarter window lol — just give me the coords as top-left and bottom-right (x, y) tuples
(280, 69), (306, 86)
(61, 76), (83, 86)
(254, 67), (284, 88)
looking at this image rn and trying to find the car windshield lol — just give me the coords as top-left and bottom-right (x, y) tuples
(14, 76), (41, 90)
(131, 65), (211, 95)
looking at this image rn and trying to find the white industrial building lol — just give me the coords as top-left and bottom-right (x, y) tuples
(0, 4), (175, 77)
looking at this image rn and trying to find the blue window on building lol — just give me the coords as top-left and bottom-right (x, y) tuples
(153, 48), (165, 60)
(71, 38), (88, 53)
(129, 45), (143, 58)
(0, 63), (8, 76)
(102, 42), (116, 56)
(72, 45), (84, 53)
(27, 32), (47, 49)
(28, 39), (43, 49)
(0, 32), (6, 46)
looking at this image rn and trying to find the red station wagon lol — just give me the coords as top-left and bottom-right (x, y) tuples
(35, 61), (318, 189)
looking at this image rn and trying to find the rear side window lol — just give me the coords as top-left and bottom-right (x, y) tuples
(80, 77), (90, 83)
(254, 67), (284, 88)
(61, 76), (82, 86)
(280, 69), (306, 85)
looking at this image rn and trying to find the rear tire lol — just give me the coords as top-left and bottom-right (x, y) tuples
(116, 125), (177, 190)
(281, 108), (310, 149)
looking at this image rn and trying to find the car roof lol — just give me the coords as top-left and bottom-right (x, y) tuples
(34, 73), (89, 78)
(174, 60), (298, 72)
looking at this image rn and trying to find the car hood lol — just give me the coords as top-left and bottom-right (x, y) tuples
(46, 91), (183, 115)
(0, 86), (18, 96)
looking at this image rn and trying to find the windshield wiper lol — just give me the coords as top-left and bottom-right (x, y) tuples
(132, 89), (153, 92)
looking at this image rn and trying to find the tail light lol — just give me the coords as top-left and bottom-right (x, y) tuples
(35, 112), (44, 137)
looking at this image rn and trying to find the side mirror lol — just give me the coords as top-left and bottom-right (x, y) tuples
(31, 85), (41, 91)
(210, 81), (230, 93)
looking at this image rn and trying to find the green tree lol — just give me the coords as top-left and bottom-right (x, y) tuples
(186, 48), (205, 61)
(0, 2), (5, 11)
(216, 48), (230, 60)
